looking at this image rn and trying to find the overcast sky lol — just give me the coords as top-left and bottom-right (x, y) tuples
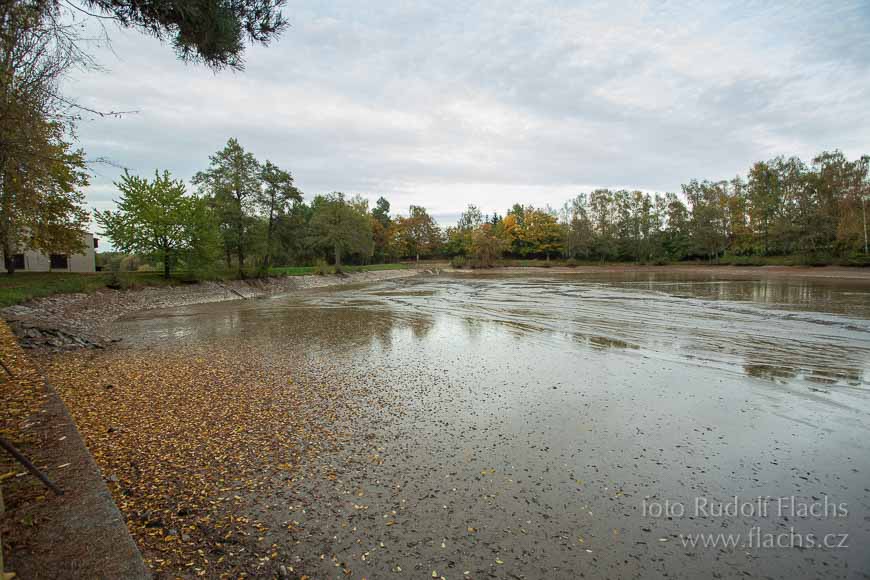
(66, 0), (870, 225)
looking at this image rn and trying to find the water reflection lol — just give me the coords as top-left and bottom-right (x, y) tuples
(115, 273), (870, 391)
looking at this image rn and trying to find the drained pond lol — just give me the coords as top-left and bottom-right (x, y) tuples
(50, 272), (870, 579)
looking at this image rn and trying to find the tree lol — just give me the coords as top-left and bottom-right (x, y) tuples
(193, 138), (261, 277)
(1, 119), (90, 274)
(445, 205), (483, 257)
(309, 192), (373, 267)
(371, 196), (392, 262)
(62, 1), (287, 71)
(257, 160), (300, 272)
(470, 223), (504, 267)
(521, 207), (563, 260)
(0, 3), (93, 274)
(747, 161), (782, 254)
(372, 196), (391, 229)
(96, 170), (217, 279)
(395, 205), (441, 262)
(684, 180), (728, 261)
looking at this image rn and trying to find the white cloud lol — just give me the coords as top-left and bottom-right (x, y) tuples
(66, 0), (870, 227)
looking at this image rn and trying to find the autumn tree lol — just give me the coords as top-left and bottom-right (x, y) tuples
(96, 171), (218, 279)
(521, 207), (563, 261)
(469, 223), (504, 267)
(395, 205), (441, 262)
(0, 3), (93, 274)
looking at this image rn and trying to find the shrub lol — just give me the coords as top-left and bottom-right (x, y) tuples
(450, 256), (467, 269)
(313, 260), (331, 276)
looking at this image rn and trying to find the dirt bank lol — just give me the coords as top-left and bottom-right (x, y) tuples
(1, 269), (419, 349)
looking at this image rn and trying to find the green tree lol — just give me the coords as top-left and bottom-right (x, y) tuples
(564, 194), (594, 260)
(663, 193), (690, 260)
(747, 161), (782, 254)
(309, 192), (373, 267)
(66, 1), (287, 70)
(372, 196), (391, 229)
(684, 180), (728, 261)
(371, 196), (392, 262)
(589, 189), (617, 261)
(447, 204), (483, 256)
(193, 138), (261, 277)
(469, 223), (504, 267)
(257, 160), (300, 272)
(96, 170), (218, 279)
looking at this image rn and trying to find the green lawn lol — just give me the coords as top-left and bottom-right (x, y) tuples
(269, 263), (409, 276)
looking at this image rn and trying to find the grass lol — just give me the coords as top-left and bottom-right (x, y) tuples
(269, 263), (409, 276)
(0, 263), (412, 308)
(716, 254), (870, 267)
(494, 255), (870, 268)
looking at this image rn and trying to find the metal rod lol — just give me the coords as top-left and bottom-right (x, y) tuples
(0, 436), (63, 496)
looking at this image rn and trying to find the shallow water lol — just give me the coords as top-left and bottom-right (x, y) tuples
(116, 272), (870, 579)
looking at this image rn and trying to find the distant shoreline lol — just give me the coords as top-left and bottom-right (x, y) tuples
(449, 263), (870, 282)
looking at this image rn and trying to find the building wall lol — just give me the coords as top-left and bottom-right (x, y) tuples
(0, 233), (96, 273)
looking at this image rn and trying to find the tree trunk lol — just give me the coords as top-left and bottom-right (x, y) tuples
(236, 192), (245, 278)
(2, 236), (14, 275)
(263, 210), (275, 273)
(237, 243), (245, 279)
(334, 243), (341, 268)
(163, 248), (171, 279)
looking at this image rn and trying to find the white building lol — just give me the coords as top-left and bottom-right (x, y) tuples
(1, 232), (98, 273)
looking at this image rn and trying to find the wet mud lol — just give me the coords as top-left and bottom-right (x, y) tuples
(71, 272), (870, 578)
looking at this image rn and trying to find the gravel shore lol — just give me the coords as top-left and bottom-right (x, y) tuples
(1, 269), (419, 349)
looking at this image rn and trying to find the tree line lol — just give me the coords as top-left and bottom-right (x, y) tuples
(4, 4), (868, 276)
(1, 1), (287, 275)
(96, 141), (869, 278)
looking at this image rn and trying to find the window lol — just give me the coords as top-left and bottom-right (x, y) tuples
(11, 254), (25, 269)
(93, 238), (99, 249)
(50, 254), (68, 269)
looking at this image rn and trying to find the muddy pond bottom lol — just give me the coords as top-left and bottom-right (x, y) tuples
(112, 272), (870, 579)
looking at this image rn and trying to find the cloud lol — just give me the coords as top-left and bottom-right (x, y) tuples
(66, 0), (870, 225)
